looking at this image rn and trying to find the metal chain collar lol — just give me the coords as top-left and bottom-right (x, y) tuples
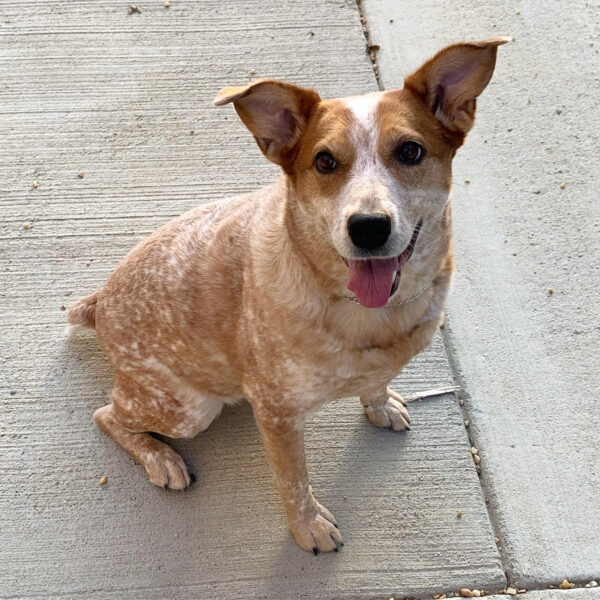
(341, 285), (429, 307)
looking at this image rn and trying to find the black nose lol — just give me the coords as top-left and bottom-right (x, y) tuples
(347, 213), (391, 250)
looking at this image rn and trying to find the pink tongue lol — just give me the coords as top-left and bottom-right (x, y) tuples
(347, 258), (398, 308)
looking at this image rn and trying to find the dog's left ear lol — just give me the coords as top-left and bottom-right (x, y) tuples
(214, 79), (321, 172)
(404, 37), (510, 136)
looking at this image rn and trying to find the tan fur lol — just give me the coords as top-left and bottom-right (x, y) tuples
(68, 39), (506, 553)
(67, 290), (99, 330)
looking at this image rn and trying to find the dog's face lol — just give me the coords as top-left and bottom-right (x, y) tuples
(289, 90), (456, 308)
(215, 37), (508, 308)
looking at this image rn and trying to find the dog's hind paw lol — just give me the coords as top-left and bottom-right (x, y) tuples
(143, 445), (193, 490)
(363, 388), (411, 431)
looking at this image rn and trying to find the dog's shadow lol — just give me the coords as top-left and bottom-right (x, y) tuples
(60, 331), (416, 593)
(170, 395), (413, 592)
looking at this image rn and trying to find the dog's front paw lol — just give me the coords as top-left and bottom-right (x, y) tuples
(289, 500), (343, 554)
(363, 388), (411, 431)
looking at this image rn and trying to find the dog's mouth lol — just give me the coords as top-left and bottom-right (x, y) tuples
(344, 219), (422, 308)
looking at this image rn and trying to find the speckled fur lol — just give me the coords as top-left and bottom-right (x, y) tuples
(68, 38), (506, 553)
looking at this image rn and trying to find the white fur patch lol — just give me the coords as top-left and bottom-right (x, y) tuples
(141, 356), (229, 437)
(343, 92), (382, 128)
(332, 92), (408, 259)
(342, 92), (383, 173)
(64, 323), (87, 336)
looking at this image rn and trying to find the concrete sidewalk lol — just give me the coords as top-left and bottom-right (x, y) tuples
(1, 1), (501, 599)
(1, 0), (597, 599)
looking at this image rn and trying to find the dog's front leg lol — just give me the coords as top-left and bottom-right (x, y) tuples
(360, 315), (442, 431)
(360, 387), (411, 431)
(253, 405), (343, 554)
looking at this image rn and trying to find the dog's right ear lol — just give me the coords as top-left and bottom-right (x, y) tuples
(214, 80), (321, 173)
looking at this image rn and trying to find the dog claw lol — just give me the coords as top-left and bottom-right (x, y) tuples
(312, 547), (319, 555)
(331, 534), (342, 552)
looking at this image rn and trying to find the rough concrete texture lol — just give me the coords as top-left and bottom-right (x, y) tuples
(488, 591), (600, 600)
(364, 0), (600, 588)
(0, 1), (504, 598)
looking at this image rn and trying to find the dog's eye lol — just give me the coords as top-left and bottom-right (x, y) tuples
(314, 151), (337, 173)
(395, 141), (425, 165)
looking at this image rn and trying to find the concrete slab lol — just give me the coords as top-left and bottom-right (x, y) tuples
(363, 0), (600, 588)
(0, 0), (504, 598)
(2, 388), (504, 599)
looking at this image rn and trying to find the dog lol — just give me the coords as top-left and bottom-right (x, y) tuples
(67, 37), (508, 554)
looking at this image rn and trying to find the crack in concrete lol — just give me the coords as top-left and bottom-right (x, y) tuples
(355, 0), (383, 90)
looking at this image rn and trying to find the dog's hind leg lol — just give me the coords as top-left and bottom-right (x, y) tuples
(93, 371), (200, 490)
(94, 403), (192, 490)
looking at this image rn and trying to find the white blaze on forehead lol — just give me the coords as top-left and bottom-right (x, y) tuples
(342, 92), (382, 128)
(342, 92), (384, 172)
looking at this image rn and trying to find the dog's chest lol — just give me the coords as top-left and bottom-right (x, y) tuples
(257, 316), (410, 404)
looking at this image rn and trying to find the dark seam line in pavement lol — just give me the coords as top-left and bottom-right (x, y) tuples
(441, 323), (512, 590)
(354, 0), (383, 90)
(438, 335), (598, 589)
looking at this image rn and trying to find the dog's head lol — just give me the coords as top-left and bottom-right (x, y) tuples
(215, 38), (508, 308)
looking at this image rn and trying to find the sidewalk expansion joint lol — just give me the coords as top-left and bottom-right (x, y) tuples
(440, 321), (511, 588)
(355, 0), (383, 90)
(423, 578), (600, 600)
